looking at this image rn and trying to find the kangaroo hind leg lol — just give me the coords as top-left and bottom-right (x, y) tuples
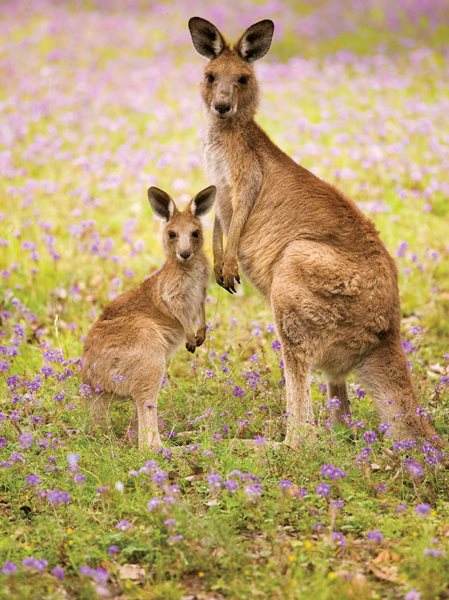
(355, 338), (440, 443)
(328, 380), (350, 423)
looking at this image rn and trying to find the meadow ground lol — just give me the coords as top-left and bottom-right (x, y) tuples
(1, 1), (449, 598)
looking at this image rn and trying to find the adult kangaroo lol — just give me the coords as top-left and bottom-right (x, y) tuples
(188, 17), (440, 447)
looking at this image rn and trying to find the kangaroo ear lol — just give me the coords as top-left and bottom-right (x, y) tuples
(147, 187), (176, 221)
(191, 185), (216, 217)
(236, 20), (274, 63)
(188, 17), (226, 59)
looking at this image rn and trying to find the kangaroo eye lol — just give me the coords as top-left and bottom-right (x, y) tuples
(206, 73), (215, 84)
(238, 75), (249, 85)
(192, 230), (200, 239)
(168, 231), (177, 239)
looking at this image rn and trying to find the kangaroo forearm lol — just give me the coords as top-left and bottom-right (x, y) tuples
(213, 217), (224, 264)
(224, 199), (254, 261)
(224, 169), (261, 261)
(200, 295), (207, 329)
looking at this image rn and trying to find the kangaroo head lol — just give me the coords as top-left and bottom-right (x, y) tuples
(147, 185), (216, 263)
(188, 17), (274, 124)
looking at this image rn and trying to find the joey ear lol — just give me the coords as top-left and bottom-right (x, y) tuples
(191, 185), (216, 217)
(236, 20), (274, 63)
(147, 187), (176, 221)
(188, 17), (226, 59)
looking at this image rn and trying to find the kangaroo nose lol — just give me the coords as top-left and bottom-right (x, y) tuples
(180, 250), (191, 260)
(215, 103), (231, 115)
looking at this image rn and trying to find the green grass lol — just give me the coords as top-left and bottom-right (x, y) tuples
(1, 2), (449, 598)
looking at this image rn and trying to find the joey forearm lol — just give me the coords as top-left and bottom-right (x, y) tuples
(168, 296), (207, 353)
(167, 299), (195, 336)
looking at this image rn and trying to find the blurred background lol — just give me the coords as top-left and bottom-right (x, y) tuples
(2, 0), (449, 345)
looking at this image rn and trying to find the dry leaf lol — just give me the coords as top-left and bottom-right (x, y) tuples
(118, 563), (145, 582)
(373, 549), (400, 564)
(205, 499), (219, 507)
(369, 563), (400, 583)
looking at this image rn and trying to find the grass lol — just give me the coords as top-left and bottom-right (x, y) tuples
(1, 1), (449, 598)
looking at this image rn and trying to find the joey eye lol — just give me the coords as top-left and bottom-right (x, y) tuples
(238, 75), (249, 85)
(192, 230), (200, 239)
(206, 73), (215, 84)
(168, 231), (177, 239)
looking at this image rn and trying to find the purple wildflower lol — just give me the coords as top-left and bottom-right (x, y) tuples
(164, 518), (176, 529)
(320, 464), (347, 479)
(147, 497), (162, 511)
(363, 430), (377, 444)
(316, 483), (331, 497)
(25, 473), (41, 486)
(1, 561), (18, 575)
(424, 548), (445, 557)
(378, 423), (391, 435)
(279, 479), (292, 491)
(167, 534), (184, 545)
(19, 432), (33, 448)
(404, 591), (420, 600)
(415, 503), (431, 516)
(22, 557), (48, 571)
(93, 567), (108, 582)
(366, 530), (383, 543)
(47, 490), (71, 506)
(67, 454), (80, 468)
(244, 483), (263, 500)
(115, 519), (132, 530)
(332, 531), (346, 547)
(232, 385), (245, 398)
(51, 566), (65, 580)
(405, 458), (424, 478)
(223, 479), (239, 493)
(207, 472), (222, 492)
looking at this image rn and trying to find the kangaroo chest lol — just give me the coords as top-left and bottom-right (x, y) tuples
(204, 134), (234, 233)
(162, 270), (205, 316)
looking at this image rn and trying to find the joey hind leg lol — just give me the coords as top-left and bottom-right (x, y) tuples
(135, 397), (163, 450)
(328, 380), (351, 422)
(133, 363), (165, 450)
(87, 392), (114, 430)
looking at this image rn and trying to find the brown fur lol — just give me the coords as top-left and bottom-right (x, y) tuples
(81, 186), (215, 449)
(189, 17), (441, 446)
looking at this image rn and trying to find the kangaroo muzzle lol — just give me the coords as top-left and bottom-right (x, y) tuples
(212, 82), (236, 119)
